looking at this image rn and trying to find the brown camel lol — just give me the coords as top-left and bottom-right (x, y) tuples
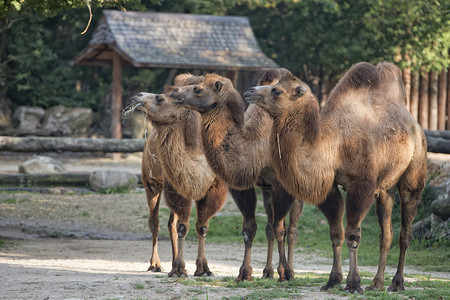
(243, 62), (427, 293)
(134, 74), (228, 277)
(170, 71), (345, 283)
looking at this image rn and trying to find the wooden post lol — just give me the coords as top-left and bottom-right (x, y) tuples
(438, 70), (447, 130)
(402, 68), (411, 111)
(112, 52), (123, 160)
(429, 71), (438, 130)
(419, 71), (429, 129)
(447, 68), (450, 130)
(226, 70), (239, 89)
(410, 72), (419, 121)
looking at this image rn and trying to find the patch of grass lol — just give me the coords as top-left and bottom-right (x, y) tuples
(2, 198), (16, 204)
(132, 283), (145, 290)
(0, 239), (5, 248)
(81, 211), (90, 217)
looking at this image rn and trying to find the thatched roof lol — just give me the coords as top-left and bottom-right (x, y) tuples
(72, 10), (278, 71)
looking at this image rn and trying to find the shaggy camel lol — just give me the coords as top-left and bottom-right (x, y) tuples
(133, 74), (228, 277)
(243, 62), (427, 293)
(170, 71), (343, 282)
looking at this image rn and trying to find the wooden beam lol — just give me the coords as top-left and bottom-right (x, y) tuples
(0, 136), (145, 153)
(438, 70), (447, 130)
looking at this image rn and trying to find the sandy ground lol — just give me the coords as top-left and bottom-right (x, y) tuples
(1, 153), (449, 299)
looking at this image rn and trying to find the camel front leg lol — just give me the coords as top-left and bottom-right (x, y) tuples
(318, 185), (345, 291)
(344, 180), (376, 294)
(272, 187), (295, 281)
(165, 185), (192, 278)
(229, 187), (258, 282)
(194, 179), (228, 277)
(145, 188), (163, 272)
(366, 188), (395, 291)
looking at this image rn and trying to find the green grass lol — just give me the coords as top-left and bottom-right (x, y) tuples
(0, 238), (5, 248)
(173, 273), (449, 300)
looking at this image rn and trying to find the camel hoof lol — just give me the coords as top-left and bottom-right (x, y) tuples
(344, 282), (364, 294)
(147, 265), (163, 272)
(320, 282), (340, 291)
(168, 269), (187, 278)
(194, 271), (214, 277)
(366, 283), (384, 291)
(388, 284), (405, 292)
(235, 275), (253, 283)
(261, 270), (274, 280)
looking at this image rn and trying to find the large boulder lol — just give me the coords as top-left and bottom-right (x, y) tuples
(13, 106), (45, 134)
(431, 178), (450, 221)
(18, 155), (66, 174)
(41, 105), (93, 137)
(89, 170), (138, 193)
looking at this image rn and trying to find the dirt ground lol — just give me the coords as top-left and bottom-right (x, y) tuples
(1, 152), (449, 299)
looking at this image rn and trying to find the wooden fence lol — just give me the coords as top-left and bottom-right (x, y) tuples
(401, 69), (449, 130)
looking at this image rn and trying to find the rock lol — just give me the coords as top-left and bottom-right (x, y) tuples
(89, 170), (138, 193)
(18, 156), (66, 174)
(13, 106), (45, 133)
(41, 105), (93, 137)
(431, 178), (450, 221)
(0, 93), (12, 129)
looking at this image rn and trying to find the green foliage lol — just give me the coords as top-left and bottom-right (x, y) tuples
(1, 0), (447, 110)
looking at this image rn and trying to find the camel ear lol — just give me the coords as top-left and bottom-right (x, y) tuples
(293, 86), (307, 99)
(214, 81), (223, 92)
(164, 84), (176, 94)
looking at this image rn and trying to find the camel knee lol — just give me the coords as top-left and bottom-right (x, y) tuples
(178, 224), (188, 238)
(242, 220), (257, 242)
(273, 224), (286, 242)
(149, 218), (159, 232)
(346, 228), (361, 249)
(265, 223), (273, 240)
(287, 226), (298, 244)
(399, 229), (413, 249)
(196, 224), (209, 239)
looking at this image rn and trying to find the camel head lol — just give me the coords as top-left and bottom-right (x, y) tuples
(243, 71), (311, 117)
(131, 92), (180, 124)
(170, 74), (234, 113)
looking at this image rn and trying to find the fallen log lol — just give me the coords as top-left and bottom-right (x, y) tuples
(0, 136), (145, 153)
(424, 130), (450, 154)
(0, 132), (449, 154)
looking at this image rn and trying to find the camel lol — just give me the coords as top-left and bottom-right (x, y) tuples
(169, 71), (343, 283)
(133, 74), (228, 277)
(243, 62), (427, 293)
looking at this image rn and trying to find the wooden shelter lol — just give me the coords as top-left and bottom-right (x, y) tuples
(72, 10), (278, 141)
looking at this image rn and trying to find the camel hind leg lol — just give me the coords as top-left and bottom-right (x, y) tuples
(194, 179), (228, 277)
(287, 199), (303, 269)
(272, 186), (295, 281)
(366, 188), (395, 291)
(229, 187), (258, 282)
(388, 141), (426, 292)
(164, 183), (193, 277)
(261, 189), (275, 279)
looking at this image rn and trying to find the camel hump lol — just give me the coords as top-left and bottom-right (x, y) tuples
(256, 68), (291, 85)
(375, 61), (407, 104)
(339, 62), (380, 90)
(174, 73), (205, 86)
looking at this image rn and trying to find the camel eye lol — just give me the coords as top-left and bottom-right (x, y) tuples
(155, 95), (164, 105)
(193, 87), (203, 94)
(272, 88), (282, 96)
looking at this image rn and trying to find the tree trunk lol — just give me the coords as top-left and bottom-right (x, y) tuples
(438, 70), (448, 130)
(419, 71), (429, 129)
(448, 68), (450, 130)
(112, 53), (123, 160)
(402, 67), (411, 111)
(165, 69), (178, 85)
(428, 71), (438, 130)
(410, 71), (419, 121)
(0, 136), (145, 153)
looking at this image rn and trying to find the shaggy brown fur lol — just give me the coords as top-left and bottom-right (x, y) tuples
(170, 72), (308, 282)
(134, 74), (228, 277)
(245, 62), (427, 293)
